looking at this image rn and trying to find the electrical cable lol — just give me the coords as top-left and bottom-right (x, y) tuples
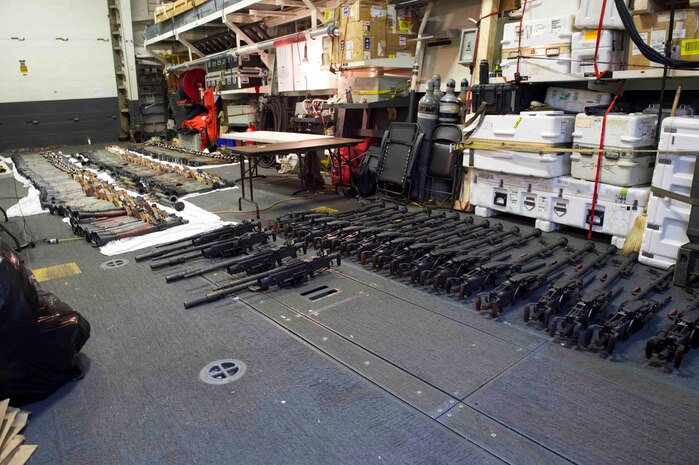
(212, 193), (319, 215)
(615, 0), (699, 69)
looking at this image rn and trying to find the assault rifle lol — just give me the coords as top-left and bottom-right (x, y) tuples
(481, 242), (597, 317)
(457, 237), (568, 299)
(549, 253), (638, 343)
(645, 293), (699, 369)
(183, 253), (341, 309)
(136, 222), (262, 262)
(523, 245), (618, 327)
(150, 231), (274, 270)
(584, 265), (674, 355)
(165, 242), (306, 283)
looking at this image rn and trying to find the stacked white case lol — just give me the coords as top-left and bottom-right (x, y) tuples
(468, 112), (575, 178)
(571, 113), (657, 186)
(640, 116), (699, 269)
(470, 170), (648, 245)
(570, 30), (625, 75)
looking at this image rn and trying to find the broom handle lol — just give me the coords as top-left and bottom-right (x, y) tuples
(670, 85), (682, 117)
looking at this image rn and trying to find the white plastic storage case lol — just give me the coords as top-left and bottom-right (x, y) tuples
(522, 0), (580, 21)
(570, 30), (625, 75)
(471, 149), (571, 178)
(572, 113), (657, 148)
(545, 87), (612, 113)
(653, 116), (699, 196)
(639, 116), (699, 269)
(570, 150), (655, 186)
(470, 111), (575, 145)
(575, 0), (630, 30)
(471, 170), (648, 241)
(571, 113), (657, 186)
(501, 16), (574, 50)
(639, 195), (691, 269)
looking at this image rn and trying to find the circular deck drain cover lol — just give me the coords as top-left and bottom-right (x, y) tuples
(200, 359), (246, 385)
(100, 258), (129, 270)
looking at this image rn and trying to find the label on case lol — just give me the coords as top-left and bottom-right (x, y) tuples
(681, 38), (699, 56)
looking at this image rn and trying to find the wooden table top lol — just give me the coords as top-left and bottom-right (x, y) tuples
(223, 137), (363, 157)
(219, 130), (333, 144)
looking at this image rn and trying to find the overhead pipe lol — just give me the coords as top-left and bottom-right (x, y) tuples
(166, 23), (339, 73)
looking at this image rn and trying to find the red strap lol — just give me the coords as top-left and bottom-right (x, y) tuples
(592, 0), (608, 79)
(587, 82), (624, 239)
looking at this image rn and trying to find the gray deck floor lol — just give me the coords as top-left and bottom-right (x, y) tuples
(2, 149), (698, 465)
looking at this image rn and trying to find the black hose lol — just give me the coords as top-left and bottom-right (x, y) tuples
(615, 0), (699, 69)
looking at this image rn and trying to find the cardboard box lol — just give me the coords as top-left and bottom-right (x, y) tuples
(340, 20), (387, 63)
(627, 9), (699, 69)
(386, 33), (414, 58)
(341, 0), (387, 25)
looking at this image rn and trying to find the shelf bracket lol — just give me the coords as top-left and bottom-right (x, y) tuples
(222, 15), (271, 69)
(176, 34), (205, 61)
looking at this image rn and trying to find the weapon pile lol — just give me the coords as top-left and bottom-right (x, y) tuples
(12, 151), (187, 246)
(133, 141), (233, 166)
(273, 203), (686, 370)
(134, 221), (341, 309)
(78, 146), (229, 210)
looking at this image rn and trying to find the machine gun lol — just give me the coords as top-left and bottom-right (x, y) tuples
(288, 203), (395, 237)
(341, 211), (451, 256)
(549, 253), (638, 343)
(312, 208), (428, 250)
(378, 220), (488, 272)
(391, 221), (492, 278)
(359, 212), (462, 265)
(523, 245), (618, 327)
(584, 265), (674, 355)
(481, 242), (597, 317)
(457, 237), (569, 299)
(135, 221), (261, 262)
(150, 231), (274, 270)
(273, 201), (385, 233)
(165, 242), (306, 283)
(428, 225), (523, 290)
(645, 294), (699, 369)
(183, 253), (341, 309)
(295, 206), (407, 242)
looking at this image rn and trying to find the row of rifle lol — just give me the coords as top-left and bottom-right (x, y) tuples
(12, 151), (187, 246)
(133, 221), (341, 309)
(273, 202), (695, 370)
(136, 141), (233, 167)
(74, 146), (229, 211)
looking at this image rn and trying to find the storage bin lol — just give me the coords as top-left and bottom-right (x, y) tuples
(570, 149), (655, 186)
(473, 149), (571, 178)
(470, 111), (576, 145)
(544, 87), (612, 113)
(572, 113), (657, 148)
(639, 195), (691, 269)
(653, 116), (699, 196)
(575, 0), (630, 30)
(521, 0), (581, 21)
(501, 15), (574, 49)
(570, 30), (625, 74)
(470, 83), (545, 115)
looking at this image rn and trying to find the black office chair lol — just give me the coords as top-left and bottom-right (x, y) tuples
(376, 123), (424, 198)
(423, 124), (463, 207)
